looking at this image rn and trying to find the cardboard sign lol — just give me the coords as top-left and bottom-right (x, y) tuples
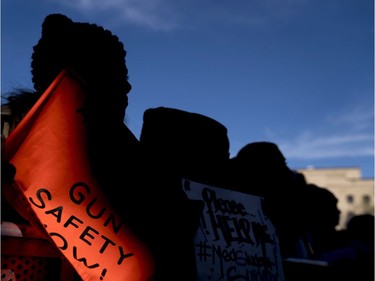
(182, 179), (285, 281)
(3, 69), (155, 281)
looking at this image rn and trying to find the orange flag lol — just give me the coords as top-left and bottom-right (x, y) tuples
(3, 69), (155, 281)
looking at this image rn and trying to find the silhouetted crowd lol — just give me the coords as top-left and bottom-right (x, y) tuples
(1, 13), (373, 281)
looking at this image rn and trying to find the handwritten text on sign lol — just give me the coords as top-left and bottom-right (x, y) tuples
(182, 179), (285, 281)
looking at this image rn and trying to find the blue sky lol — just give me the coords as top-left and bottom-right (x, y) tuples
(2, 0), (374, 178)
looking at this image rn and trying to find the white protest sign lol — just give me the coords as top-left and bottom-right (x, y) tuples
(182, 179), (285, 281)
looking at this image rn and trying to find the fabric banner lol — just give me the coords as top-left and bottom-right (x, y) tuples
(3, 69), (155, 281)
(182, 179), (285, 281)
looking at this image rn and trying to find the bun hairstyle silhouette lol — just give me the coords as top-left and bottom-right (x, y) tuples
(3, 13), (142, 224)
(31, 13), (131, 121)
(3, 13), (140, 215)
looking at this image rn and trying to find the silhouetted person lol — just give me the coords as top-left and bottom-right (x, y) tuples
(1, 13), (152, 280)
(302, 184), (343, 257)
(301, 186), (373, 281)
(229, 141), (308, 259)
(139, 106), (231, 280)
(344, 214), (374, 281)
(346, 214), (374, 247)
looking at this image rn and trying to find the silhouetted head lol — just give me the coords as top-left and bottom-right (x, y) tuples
(31, 13), (131, 121)
(140, 107), (230, 183)
(235, 142), (286, 167)
(304, 184), (341, 230)
(346, 214), (374, 245)
(232, 141), (294, 187)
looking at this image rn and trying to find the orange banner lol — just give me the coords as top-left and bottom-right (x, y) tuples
(3, 69), (155, 281)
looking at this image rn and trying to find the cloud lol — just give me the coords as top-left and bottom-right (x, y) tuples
(53, 0), (308, 31)
(55, 0), (182, 31)
(280, 132), (373, 159)
(325, 106), (374, 132)
(277, 106), (374, 160)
